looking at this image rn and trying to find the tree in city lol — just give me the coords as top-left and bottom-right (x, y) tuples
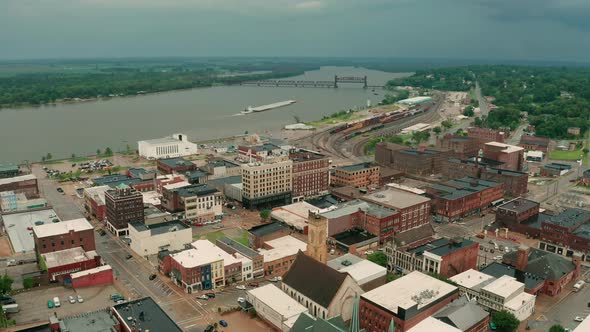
(366, 252), (387, 267)
(104, 147), (113, 156)
(386, 273), (400, 283)
(549, 325), (566, 332)
(411, 130), (430, 144)
(0, 274), (13, 294)
(583, 148), (589, 154)
(46, 152), (53, 161)
(96, 149), (101, 156)
(492, 310), (519, 332)
(23, 277), (36, 289)
(463, 105), (475, 117)
(41, 156), (46, 163)
(71, 153), (76, 160)
(433, 126), (442, 135)
(441, 120), (453, 129)
(259, 209), (271, 221)
(126, 144), (132, 155)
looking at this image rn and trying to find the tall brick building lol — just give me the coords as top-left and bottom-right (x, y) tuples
(332, 163), (380, 188)
(437, 134), (480, 158)
(105, 184), (144, 236)
(362, 189), (431, 234)
(33, 218), (96, 254)
(375, 142), (450, 176)
(467, 127), (507, 143)
(156, 157), (198, 174)
(482, 142), (525, 172)
(289, 149), (330, 200)
(426, 177), (503, 221)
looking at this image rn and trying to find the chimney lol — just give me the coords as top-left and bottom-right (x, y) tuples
(573, 252), (583, 278)
(516, 245), (530, 270)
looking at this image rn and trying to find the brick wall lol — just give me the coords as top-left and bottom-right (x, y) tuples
(35, 229), (96, 254)
(72, 267), (114, 288)
(440, 242), (479, 278)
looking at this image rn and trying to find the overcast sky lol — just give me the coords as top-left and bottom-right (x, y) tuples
(1, 0), (590, 62)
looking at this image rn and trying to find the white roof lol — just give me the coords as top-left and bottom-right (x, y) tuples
(42, 248), (98, 268)
(172, 240), (240, 268)
(504, 292), (535, 311)
(328, 254), (386, 285)
(70, 265), (112, 279)
(361, 271), (457, 314)
(385, 183), (426, 195)
(401, 123), (430, 134)
(574, 315), (590, 332)
(163, 181), (190, 191)
(449, 269), (496, 290)
(258, 236), (307, 263)
(271, 201), (319, 231)
(485, 141), (524, 153)
(525, 150), (544, 158)
(0, 174), (36, 186)
(247, 284), (307, 321)
(139, 136), (181, 145)
(408, 316), (461, 332)
(3, 209), (59, 253)
(83, 185), (111, 205)
(141, 191), (161, 206)
(482, 275), (523, 299)
(33, 218), (93, 238)
(363, 189), (430, 209)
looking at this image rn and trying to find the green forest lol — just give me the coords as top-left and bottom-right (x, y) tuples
(387, 65), (590, 139)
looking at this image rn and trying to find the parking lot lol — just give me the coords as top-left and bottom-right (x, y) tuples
(10, 285), (118, 325)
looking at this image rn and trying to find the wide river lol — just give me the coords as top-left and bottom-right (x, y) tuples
(0, 66), (409, 163)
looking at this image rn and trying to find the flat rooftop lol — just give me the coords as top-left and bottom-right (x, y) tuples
(247, 284), (307, 320)
(408, 316), (462, 332)
(140, 136), (182, 145)
(83, 185), (111, 205)
(207, 175), (242, 188)
(0, 164), (19, 173)
(407, 238), (476, 257)
(208, 159), (240, 168)
(481, 275), (523, 298)
(498, 198), (540, 214)
(361, 271), (457, 314)
(216, 237), (261, 258)
(33, 218), (93, 238)
(428, 177), (501, 200)
(245, 143), (283, 152)
(362, 189), (431, 209)
(129, 220), (189, 235)
(163, 180), (191, 191)
(327, 253), (386, 285)
(544, 208), (590, 230)
(3, 208), (58, 252)
(92, 175), (141, 187)
(0, 174), (36, 186)
(449, 269), (496, 290)
(271, 201), (319, 231)
(61, 308), (119, 332)
(173, 240), (241, 268)
(479, 262), (545, 290)
(113, 297), (183, 332)
(175, 184), (219, 197)
(504, 292), (536, 311)
(42, 248), (98, 269)
(338, 163), (377, 172)
(259, 236), (307, 262)
(320, 200), (397, 220)
(158, 157), (194, 168)
(249, 221), (290, 238)
(485, 141), (524, 153)
(70, 265), (112, 279)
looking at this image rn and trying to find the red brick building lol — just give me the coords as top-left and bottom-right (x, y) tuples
(71, 265), (114, 288)
(437, 134), (480, 158)
(238, 143), (286, 161)
(156, 157), (197, 174)
(0, 174), (39, 198)
(539, 208), (590, 261)
(83, 186), (110, 222)
(467, 127), (507, 143)
(362, 189), (432, 234)
(105, 184), (144, 236)
(519, 135), (551, 153)
(41, 247), (101, 282)
(495, 198), (541, 234)
(289, 149), (330, 200)
(375, 142), (450, 176)
(332, 163), (380, 188)
(426, 177), (503, 221)
(359, 271), (459, 332)
(33, 218), (96, 254)
(482, 142), (525, 172)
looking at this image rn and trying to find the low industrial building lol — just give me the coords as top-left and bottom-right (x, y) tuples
(33, 217), (95, 254)
(450, 270), (535, 321)
(3, 208), (59, 253)
(327, 253), (387, 291)
(259, 235), (307, 277)
(332, 163), (380, 188)
(397, 96), (432, 105)
(248, 221), (292, 249)
(359, 271), (459, 332)
(467, 127), (506, 144)
(426, 177), (503, 222)
(246, 284), (309, 332)
(41, 247), (100, 282)
(375, 142), (450, 176)
(385, 237), (479, 278)
(541, 162), (572, 177)
(70, 265), (114, 288)
(482, 142), (525, 172)
(138, 133), (198, 160)
(156, 157), (198, 174)
(519, 134), (550, 153)
(282, 252), (364, 321)
(112, 297), (184, 332)
(0, 174), (39, 198)
(0, 190), (47, 212)
(271, 201), (320, 232)
(91, 174), (141, 188)
(128, 220), (192, 257)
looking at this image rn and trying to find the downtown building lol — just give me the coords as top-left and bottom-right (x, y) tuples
(161, 183), (223, 222)
(289, 149), (330, 201)
(332, 163), (380, 188)
(241, 159), (293, 210)
(138, 133), (198, 160)
(375, 142), (450, 176)
(105, 184), (145, 236)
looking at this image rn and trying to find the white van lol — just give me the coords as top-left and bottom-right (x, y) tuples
(53, 297), (61, 307)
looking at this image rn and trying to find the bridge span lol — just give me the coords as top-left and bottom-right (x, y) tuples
(238, 75), (383, 88)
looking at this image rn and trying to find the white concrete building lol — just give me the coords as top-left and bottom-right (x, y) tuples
(451, 270), (536, 321)
(235, 253), (253, 281)
(128, 220), (192, 256)
(138, 133), (198, 160)
(246, 284), (308, 332)
(408, 316), (462, 332)
(327, 253), (387, 291)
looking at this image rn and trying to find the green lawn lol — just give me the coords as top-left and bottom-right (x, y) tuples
(232, 229), (250, 247)
(199, 231), (227, 243)
(69, 157), (91, 162)
(549, 149), (584, 161)
(198, 229), (250, 246)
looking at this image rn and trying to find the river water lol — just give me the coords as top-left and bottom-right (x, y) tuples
(0, 66), (409, 163)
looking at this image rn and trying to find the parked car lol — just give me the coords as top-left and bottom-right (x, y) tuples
(574, 316), (584, 322)
(125, 254), (133, 260)
(149, 274), (157, 281)
(236, 285), (246, 290)
(270, 276), (282, 282)
(99, 230), (106, 236)
(53, 297), (61, 307)
(237, 297), (245, 303)
(56, 187), (64, 193)
(494, 255), (503, 260)
(68, 296), (76, 304)
(204, 325), (215, 332)
(47, 300), (54, 308)
(219, 320), (228, 327)
(206, 293), (216, 298)
(77, 295), (84, 303)
(196, 295), (209, 300)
